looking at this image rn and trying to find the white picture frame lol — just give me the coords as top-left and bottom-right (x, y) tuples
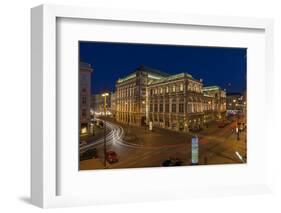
(31, 4), (274, 208)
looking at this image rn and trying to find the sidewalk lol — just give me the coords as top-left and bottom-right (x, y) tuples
(79, 158), (104, 170)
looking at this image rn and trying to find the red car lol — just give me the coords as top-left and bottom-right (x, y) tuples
(106, 151), (118, 163)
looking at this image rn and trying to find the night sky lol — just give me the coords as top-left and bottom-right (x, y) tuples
(79, 41), (246, 95)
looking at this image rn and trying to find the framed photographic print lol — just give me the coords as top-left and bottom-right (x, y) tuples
(31, 4), (274, 208)
(78, 42), (247, 170)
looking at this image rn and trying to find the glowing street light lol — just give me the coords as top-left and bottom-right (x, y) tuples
(101, 92), (109, 97)
(101, 92), (109, 168)
(101, 92), (109, 116)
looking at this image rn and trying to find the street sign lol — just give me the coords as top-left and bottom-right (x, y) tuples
(191, 135), (199, 164)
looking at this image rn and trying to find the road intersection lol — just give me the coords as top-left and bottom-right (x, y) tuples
(80, 117), (246, 170)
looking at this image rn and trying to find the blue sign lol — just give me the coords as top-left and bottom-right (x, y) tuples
(191, 136), (199, 164)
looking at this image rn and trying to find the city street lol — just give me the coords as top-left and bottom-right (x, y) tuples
(79, 117), (246, 170)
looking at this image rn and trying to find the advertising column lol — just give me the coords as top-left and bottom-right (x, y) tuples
(191, 135), (199, 165)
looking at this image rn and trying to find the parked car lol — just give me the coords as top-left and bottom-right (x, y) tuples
(98, 121), (104, 128)
(79, 140), (87, 147)
(106, 151), (118, 163)
(80, 148), (98, 161)
(189, 126), (203, 132)
(162, 158), (183, 167)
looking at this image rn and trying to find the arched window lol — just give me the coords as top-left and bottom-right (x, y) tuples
(188, 97), (193, 113)
(171, 99), (177, 113)
(159, 97), (164, 112)
(180, 84), (184, 92)
(179, 98), (184, 113)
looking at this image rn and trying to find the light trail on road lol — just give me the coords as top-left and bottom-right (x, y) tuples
(80, 119), (143, 152)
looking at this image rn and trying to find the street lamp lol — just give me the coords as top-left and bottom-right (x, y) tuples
(101, 92), (109, 116)
(101, 92), (109, 168)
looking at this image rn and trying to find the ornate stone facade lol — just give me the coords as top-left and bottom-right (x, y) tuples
(115, 66), (169, 126)
(147, 73), (205, 132)
(203, 86), (227, 121)
(110, 92), (116, 118)
(115, 66), (226, 132)
(79, 62), (93, 135)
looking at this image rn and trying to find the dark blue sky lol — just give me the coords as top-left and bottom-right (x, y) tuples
(79, 41), (246, 94)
